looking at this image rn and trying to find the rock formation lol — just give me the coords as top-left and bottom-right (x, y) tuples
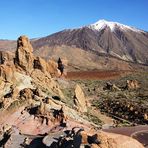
(43, 128), (144, 148)
(126, 80), (140, 89)
(0, 51), (14, 65)
(47, 59), (58, 76)
(19, 88), (33, 101)
(15, 35), (34, 71)
(34, 56), (47, 73)
(104, 82), (121, 91)
(0, 35), (64, 112)
(74, 84), (87, 112)
(0, 65), (15, 82)
(58, 57), (64, 76)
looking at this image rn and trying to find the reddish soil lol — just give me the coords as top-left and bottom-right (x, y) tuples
(66, 70), (132, 80)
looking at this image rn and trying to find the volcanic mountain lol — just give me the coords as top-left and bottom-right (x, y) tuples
(1, 20), (148, 70)
(32, 19), (148, 70)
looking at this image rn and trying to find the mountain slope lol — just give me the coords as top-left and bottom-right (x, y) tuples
(0, 40), (16, 51)
(32, 20), (148, 65)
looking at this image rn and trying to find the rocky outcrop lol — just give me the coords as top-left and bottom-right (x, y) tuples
(31, 69), (64, 99)
(0, 65), (14, 82)
(15, 36), (34, 71)
(34, 56), (47, 73)
(19, 88), (33, 101)
(47, 59), (59, 76)
(74, 84), (87, 112)
(126, 80), (140, 89)
(104, 82), (121, 91)
(0, 36), (63, 112)
(0, 51), (14, 65)
(15, 35), (59, 76)
(92, 131), (144, 148)
(34, 56), (60, 76)
(43, 128), (144, 148)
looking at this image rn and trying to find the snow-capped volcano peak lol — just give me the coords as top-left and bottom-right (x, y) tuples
(88, 19), (143, 32)
(89, 19), (116, 31)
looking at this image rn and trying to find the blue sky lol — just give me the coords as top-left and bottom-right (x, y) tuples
(0, 0), (148, 40)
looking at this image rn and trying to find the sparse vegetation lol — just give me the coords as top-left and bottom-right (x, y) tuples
(61, 88), (74, 107)
(73, 72), (148, 125)
(7, 99), (26, 112)
(84, 110), (103, 125)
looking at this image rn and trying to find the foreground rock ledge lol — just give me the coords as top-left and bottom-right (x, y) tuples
(43, 129), (144, 148)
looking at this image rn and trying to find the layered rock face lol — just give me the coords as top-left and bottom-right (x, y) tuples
(15, 35), (34, 71)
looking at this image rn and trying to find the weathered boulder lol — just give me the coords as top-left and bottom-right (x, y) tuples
(126, 80), (140, 89)
(90, 131), (144, 148)
(74, 84), (87, 112)
(13, 72), (33, 91)
(37, 100), (46, 115)
(47, 59), (59, 76)
(20, 88), (33, 101)
(104, 82), (121, 91)
(15, 36), (34, 71)
(0, 51), (14, 65)
(0, 65), (15, 82)
(34, 56), (47, 73)
(45, 128), (144, 148)
(34, 55), (59, 77)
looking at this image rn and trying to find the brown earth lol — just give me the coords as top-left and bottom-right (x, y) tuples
(66, 70), (132, 80)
